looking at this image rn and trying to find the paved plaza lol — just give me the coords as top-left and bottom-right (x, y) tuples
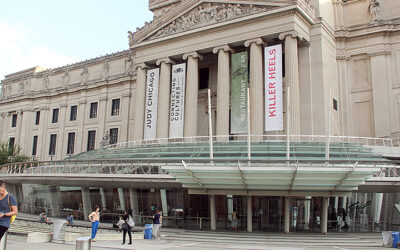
(6, 230), (388, 250)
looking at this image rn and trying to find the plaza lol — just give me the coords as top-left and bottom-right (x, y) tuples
(1, 0), (400, 242)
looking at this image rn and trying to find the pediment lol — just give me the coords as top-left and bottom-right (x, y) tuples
(130, 0), (296, 46)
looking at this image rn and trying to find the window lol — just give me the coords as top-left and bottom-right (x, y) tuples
(35, 111), (40, 125)
(32, 136), (38, 156)
(9, 137), (15, 148)
(52, 108), (59, 123)
(109, 128), (118, 145)
(333, 99), (338, 111)
(111, 99), (120, 116)
(87, 130), (96, 151)
(70, 105), (77, 121)
(90, 102), (98, 118)
(49, 134), (57, 155)
(67, 132), (75, 155)
(199, 68), (209, 90)
(11, 114), (17, 128)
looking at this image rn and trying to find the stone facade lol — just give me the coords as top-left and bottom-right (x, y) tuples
(1, 0), (400, 161)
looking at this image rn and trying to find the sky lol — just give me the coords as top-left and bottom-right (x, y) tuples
(0, 0), (153, 81)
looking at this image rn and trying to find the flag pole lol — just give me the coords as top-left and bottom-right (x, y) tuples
(208, 89), (214, 164)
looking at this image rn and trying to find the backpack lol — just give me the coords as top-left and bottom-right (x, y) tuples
(127, 215), (135, 228)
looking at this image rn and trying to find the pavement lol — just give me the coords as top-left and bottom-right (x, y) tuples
(3, 213), (389, 250)
(5, 229), (388, 250)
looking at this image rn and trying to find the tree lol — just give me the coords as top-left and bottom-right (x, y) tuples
(0, 143), (29, 166)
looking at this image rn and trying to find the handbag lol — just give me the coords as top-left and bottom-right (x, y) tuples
(8, 194), (16, 223)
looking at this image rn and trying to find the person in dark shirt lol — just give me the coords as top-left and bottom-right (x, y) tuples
(152, 209), (162, 238)
(0, 180), (18, 241)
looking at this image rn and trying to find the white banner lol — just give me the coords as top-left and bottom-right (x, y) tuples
(264, 44), (283, 131)
(144, 68), (160, 140)
(169, 63), (186, 138)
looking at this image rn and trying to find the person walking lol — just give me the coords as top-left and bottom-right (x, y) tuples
(121, 209), (133, 245)
(88, 206), (100, 241)
(232, 209), (238, 231)
(152, 209), (162, 239)
(0, 180), (18, 242)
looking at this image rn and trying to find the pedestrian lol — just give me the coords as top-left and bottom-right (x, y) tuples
(0, 180), (18, 242)
(66, 213), (74, 225)
(152, 209), (162, 239)
(232, 209), (238, 231)
(88, 205), (100, 241)
(121, 209), (134, 245)
(39, 211), (48, 223)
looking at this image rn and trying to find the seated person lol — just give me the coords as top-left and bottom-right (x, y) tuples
(39, 211), (48, 223)
(116, 216), (125, 231)
(66, 214), (74, 225)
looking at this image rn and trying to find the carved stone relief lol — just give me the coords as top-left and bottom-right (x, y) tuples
(43, 74), (50, 90)
(62, 71), (70, 88)
(152, 3), (271, 39)
(81, 66), (89, 85)
(102, 61), (110, 81)
(125, 56), (134, 76)
(369, 0), (381, 22)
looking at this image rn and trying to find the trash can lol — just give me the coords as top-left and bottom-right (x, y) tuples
(392, 232), (399, 248)
(382, 231), (392, 248)
(76, 236), (91, 250)
(144, 224), (153, 239)
(53, 220), (67, 243)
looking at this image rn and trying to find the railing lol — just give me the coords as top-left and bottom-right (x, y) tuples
(103, 135), (400, 150)
(0, 158), (397, 177)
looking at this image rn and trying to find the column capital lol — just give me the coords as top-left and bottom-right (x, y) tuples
(135, 63), (149, 70)
(183, 51), (203, 61)
(279, 31), (303, 41)
(212, 45), (234, 54)
(79, 100), (87, 105)
(156, 57), (176, 66)
(244, 38), (265, 48)
(99, 96), (108, 101)
(22, 108), (34, 112)
(122, 92), (132, 98)
(1, 112), (8, 118)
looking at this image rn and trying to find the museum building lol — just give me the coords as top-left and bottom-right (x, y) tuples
(1, 0), (400, 233)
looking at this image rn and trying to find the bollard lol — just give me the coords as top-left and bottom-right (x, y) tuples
(0, 232), (7, 250)
(76, 236), (91, 250)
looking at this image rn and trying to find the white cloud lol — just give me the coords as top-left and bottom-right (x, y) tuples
(0, 20), (77, 81)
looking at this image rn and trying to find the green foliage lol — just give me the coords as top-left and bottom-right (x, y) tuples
(0, 143), (29, 166)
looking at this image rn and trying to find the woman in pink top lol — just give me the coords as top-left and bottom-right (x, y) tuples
(88, 206), (100, 241)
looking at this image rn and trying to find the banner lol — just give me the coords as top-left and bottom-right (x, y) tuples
(169, 63), (186, 138)
(264, 44), (283, 131)
(230, 51), (248, 134)
(144, 68), (160, 140)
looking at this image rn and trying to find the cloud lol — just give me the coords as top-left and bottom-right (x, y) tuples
(0, 20), (77, 81)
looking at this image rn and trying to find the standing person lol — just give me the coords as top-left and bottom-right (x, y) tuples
(0, 181), (18, 242)
(88, 206), (100, 241)
(232, 209), (238, 231)
(121, 209), (133, 245)
(152, 209), (162, 239)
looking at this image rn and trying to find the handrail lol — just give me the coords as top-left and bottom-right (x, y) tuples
(103, 134), (400, 150)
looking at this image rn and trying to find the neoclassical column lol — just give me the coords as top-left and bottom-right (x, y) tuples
(0, 113), (3, 143)
(247, 196), (252, 232)
(279, 32), (302, 135)
(1, 113), (10, 142)
(183, 52), (203, 138)
(57, 102), (67, 160)
(15, 110), (24, 147)
(99, 187), (107, 211)
(244, 38), (265, 136)
(76, 98), (87, 153)
(133, 63), (148, 141)
(98, 94), (108, 147)
(284, 197), (290, 233)
(321, 197), (329, 234)
(20, 108), (33, 155)
(156, 58), (174, 139)
(210, 194), (216, 231)
(213, 45), (234, 140)
(81, 187), (92, 221)
(118, 188), (126, 211)
(121, 89), (132, 142)
(129, 188), (139, 218)
(38, 106), (49, 160)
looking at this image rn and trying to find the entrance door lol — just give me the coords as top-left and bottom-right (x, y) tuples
(258, 198), (280, 231)
(290, 198), (312, 232)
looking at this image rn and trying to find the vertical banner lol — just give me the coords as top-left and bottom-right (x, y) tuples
(169, 63), (186, 138)
(144, 68), (160, 140)
(264, 44), (283, 131)
(230, 51), (249, 134)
